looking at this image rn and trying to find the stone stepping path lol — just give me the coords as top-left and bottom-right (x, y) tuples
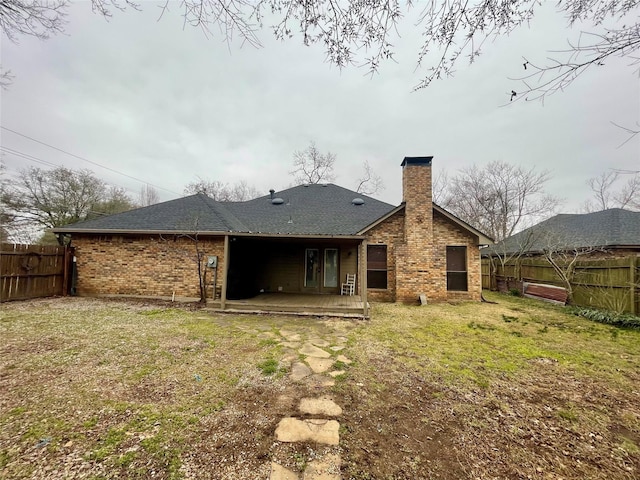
(275, 417), (340, 445)
(269, 326), (352, 480)
(299, 343), (332, 358)
(306, 357), (334, 374)
(299, 397), (343, 416)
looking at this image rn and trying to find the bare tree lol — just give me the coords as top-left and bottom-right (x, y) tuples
(0, 166), (137, 244)
(514, 28), (640, 102)
(162, 216), (214, 303)
(90, 186), (136, 218)
(443, 161), (561, 242)
(582, 171), (640, 212)
(227, 180), (260, 201)
(432, 169), (450, 207)
(355, 160), (384, 196)
(540, 231), (604, 304)
(612, 121), (640, 148)
(180, 227), (208, 304)
(2, 0), (636, 99)
(0, 68), (14, 89)
(184, 178), (258, 201)
(0, 0), (67, 42)
(0, 162), (14, 242)
(487, 227), (541, 287)
(138, 184), (159, 207)
(1, 167), (105, 240)
(290, 142), (336, 185)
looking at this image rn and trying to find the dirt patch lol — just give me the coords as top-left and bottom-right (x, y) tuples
(337, 356), (467, 479)
(335, 351), (640, 480)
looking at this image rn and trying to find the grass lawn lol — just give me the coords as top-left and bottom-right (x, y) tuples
(0, 293), (638, 479)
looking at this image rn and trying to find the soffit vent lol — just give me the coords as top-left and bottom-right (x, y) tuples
(352, 198), (365, 206)
(272, 198), (284, 205)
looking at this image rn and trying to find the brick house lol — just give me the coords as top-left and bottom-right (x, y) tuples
(53, 157), (492, 315)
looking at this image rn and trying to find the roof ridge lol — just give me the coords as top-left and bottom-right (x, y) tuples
(197, 194), (248, 232)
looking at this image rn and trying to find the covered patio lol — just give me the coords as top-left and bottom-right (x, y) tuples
(207, 293), (369, 318)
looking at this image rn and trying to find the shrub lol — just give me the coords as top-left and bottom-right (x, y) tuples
(569, 307), (640, 329)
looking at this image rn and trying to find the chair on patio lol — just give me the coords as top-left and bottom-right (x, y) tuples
(341, 273), (356, 296)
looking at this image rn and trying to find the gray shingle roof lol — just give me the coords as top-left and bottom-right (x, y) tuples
(53, 194), (245, 233)
(54, 185), (396, 236)
(225, 184), (395, 235)
(487, 208), (640, 255)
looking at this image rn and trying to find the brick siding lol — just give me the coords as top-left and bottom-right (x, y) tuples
(72, 234), (225, 299)
(69, 160), (484, 305)
(366, 160), (483, 303)
(365, 210), (405, 302)
(433, 211), (482, 301)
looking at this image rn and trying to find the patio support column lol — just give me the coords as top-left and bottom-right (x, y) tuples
(221, 235), (229, 310)
(360, 239), (368, 317)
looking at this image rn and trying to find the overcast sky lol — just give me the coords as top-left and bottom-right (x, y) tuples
(1, 1), (638, 212)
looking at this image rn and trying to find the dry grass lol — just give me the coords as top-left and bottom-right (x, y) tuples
(0, 297), (287, 479)
(338, 292), (640, 479)
(1, 293), (639, 479)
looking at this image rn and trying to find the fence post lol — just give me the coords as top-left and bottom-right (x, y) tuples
(631, 256), (637, 316)
(63, 246), (70, 296)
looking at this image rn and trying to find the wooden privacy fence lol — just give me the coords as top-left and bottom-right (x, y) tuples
(482, 256), (639, 315)
(1, 243), (75, 302)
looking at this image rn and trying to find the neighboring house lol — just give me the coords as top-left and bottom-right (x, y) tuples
(53, 157), (492, 313)
(486, 208), (640, 258)
(483, 208), (640, 313)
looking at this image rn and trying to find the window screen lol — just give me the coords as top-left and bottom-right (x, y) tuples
(446, 246), (468, 291)
(367, 245), (388, 289)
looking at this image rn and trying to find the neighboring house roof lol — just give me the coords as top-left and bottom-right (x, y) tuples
(53, 185), (397, 237)
(486, 208), (640, 255)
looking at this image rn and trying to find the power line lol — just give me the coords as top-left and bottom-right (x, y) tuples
(1, 146), (60, 169)
(1, 126), (181, 196)
(1, 146), (141, 197)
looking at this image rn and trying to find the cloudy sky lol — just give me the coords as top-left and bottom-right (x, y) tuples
(1, 1), (638, 212)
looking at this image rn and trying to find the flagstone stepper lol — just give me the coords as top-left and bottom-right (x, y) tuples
(275, 417), (340, 445)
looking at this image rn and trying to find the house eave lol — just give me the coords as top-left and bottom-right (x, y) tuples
(51, 228), (366, 241)
(358, 203), (494, 246)
(51, 228), (231, 236)
(229, 232), (366, 240)
(357, 204), (405, 235)
(433, 204), (494, 245)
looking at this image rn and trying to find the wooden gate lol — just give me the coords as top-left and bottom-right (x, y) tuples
(0, 244), (74, 302)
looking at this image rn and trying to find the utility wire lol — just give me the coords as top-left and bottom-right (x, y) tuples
(1, 126), (181, 196)
(1, 146), (61, 169)
(1, 146), (140, 197)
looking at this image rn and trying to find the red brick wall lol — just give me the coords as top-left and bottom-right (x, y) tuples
(366, 160), (482, 303)
(364, 211), (405, 302)
(396, 161), (434, 303)
(72, 234), (225, 299)
(433, 211), (482, 301)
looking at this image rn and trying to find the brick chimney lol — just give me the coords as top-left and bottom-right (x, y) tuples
(401, 156), (433, 229)
(396, 156), (434, 302)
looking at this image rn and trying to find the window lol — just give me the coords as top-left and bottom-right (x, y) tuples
(367, 245), (388, 289)
(324, 248), (338, 288)
(446, 246), (468, 291)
